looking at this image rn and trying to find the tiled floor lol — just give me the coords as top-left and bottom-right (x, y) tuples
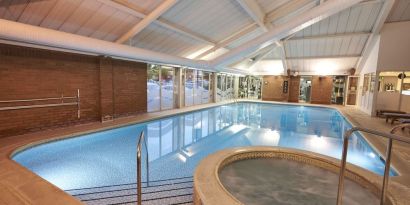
(0, 100), (409, 204)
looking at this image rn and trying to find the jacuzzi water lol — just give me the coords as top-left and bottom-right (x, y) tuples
(13, 102), (396, 190)
(220, 158), (379, 205)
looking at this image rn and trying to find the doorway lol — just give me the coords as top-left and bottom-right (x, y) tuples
(299, 76), (312, 103)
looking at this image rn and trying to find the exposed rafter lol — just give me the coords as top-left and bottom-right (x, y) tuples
(97, 0), (216, 46)
(276, 41), (288, 74)
(212, 0), (362, 70)
(286, 55), (361, 60)
(265, 0), (319, 25)
(247, 46), (275, 68)
(115, 0), (178, 44)
(287, 32), (372, 41)
(194, 23), (258, 59)
(356, 0), (395, 73)
(236, 0), (268, 31)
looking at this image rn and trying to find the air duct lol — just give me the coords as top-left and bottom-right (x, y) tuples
(0, 19), (211, 69)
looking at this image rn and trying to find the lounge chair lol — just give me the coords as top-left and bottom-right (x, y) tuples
(399, 119), (410, 123)
(384, 113), (410, 124)
(377, 109), (406, 117)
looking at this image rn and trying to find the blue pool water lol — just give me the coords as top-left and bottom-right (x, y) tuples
(13, 102), (396, 190)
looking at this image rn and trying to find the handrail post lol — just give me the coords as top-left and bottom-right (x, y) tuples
(336, 133), (350, 205)
(137, 137), (142, 205)
(380, 138), (393, 205)
(144, 136), (149, 187)
(335, 126), (410, 205)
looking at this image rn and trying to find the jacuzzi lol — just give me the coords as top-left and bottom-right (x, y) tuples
(194, 147), (407, 205)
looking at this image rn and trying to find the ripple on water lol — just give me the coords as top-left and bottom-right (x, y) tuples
(219, 158), (379, 205)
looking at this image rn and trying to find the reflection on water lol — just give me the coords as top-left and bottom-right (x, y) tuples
(13, 103), (394, 190)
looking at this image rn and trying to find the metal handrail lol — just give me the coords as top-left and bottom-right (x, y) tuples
(0, 89), (81, 119)
(137, 131), (149, 205)
(336, 126), (410, 205)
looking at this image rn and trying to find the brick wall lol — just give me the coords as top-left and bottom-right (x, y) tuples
(310, 76), (333, 104)
(262, 76), (289, 101)
(112, 60), (147, 117)
(0, 44), (147, 138)
(288, 76), (300, 102)
(261, 75), (333, 104)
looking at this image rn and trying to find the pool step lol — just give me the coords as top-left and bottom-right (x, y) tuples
(65, 176), (193, 205)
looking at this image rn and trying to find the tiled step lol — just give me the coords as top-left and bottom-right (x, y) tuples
(65, 176), (193, 205)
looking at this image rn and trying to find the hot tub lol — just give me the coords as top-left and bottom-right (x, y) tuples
(194, 147), (407, 205)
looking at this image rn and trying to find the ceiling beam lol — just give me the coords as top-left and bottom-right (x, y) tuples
(194, 23), (258, 59)
(265, 0), (319, 25)
(286, 55), (361, 60)
(248, 46), (275, 68)
(355, 0), (395, 73)
(287, 32), (371, 41)
(236, 0), (268, 31)
(115, 0), (178, 44)
(276, 41), (288, 74)
(97, 0), (216, 46)
(212, 0), (362, 70)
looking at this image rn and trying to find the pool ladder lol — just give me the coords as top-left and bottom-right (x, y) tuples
(137, 131), (149, 205)
(336, 124), (410, 205)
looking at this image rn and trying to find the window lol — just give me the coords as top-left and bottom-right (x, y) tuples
(161, 67), (174, 110)
(147, 64), (175, 112)
(202, 72), (210, 103)
(194, 70), (202, 105)
(147, 65), (160, 112)
(185, 69), (195, 106)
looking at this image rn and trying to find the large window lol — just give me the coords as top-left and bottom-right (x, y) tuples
(216, 73), (238, 102)
(147, 64), (175, 112)
(148, 64), (237, 110)
(147, 65), (160, 112)
(194, 70), (202, 105)
(185, 69), (195, 106)
(238, 76), (262, 100)
(202, 72), (211, 103)
(161, 67), (174, 110)
(184, 68), (213, 106)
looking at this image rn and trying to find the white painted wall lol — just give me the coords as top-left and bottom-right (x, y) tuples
(374, 21), (410, 114)
(357, 36), (380, 115)
(378, 21), (410, 71)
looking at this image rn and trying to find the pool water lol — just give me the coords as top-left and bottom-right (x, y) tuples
(13, 102), (395, 190)
(220, 158), (379, 205)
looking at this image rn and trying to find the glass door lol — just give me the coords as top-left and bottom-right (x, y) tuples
(299, 76), (312, 103)
(194, 70), (203, 105)
(185, 69), (195, 106)
(147, 65), (160, 112)
(202, 72), (210, 103)
(161, 66), (175, 110)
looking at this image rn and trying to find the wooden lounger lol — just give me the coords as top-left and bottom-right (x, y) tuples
(377, 109), (406, 117)
(384, 113), (410, 124)
(399, 119), (410, 123)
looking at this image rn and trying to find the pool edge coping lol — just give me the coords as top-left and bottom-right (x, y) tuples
(0, 100), (409, 204)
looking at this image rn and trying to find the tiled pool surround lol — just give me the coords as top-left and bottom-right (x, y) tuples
(1, 100), (409, 204)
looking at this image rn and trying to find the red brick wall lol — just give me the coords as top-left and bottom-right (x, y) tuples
(262, 76), (289, 101)
(288, 76), (300, 102)
(99, 56), (114, 121)
(0, 44), (147, 138)
(311, 76), (333, 104)
(112, 60), (147, 117)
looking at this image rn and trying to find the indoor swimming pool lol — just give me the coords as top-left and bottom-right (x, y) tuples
(13, 102), (396, 191)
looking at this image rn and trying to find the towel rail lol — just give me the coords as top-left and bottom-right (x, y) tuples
(0, 89), (81, 119)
